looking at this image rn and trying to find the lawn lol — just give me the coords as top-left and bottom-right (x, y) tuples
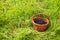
(0, 0), (60, 40)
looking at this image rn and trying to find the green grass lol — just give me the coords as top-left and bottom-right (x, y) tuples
(0, 0), (60, 40)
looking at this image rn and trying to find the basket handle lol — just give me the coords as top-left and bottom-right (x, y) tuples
(32, 13), (50, 20)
